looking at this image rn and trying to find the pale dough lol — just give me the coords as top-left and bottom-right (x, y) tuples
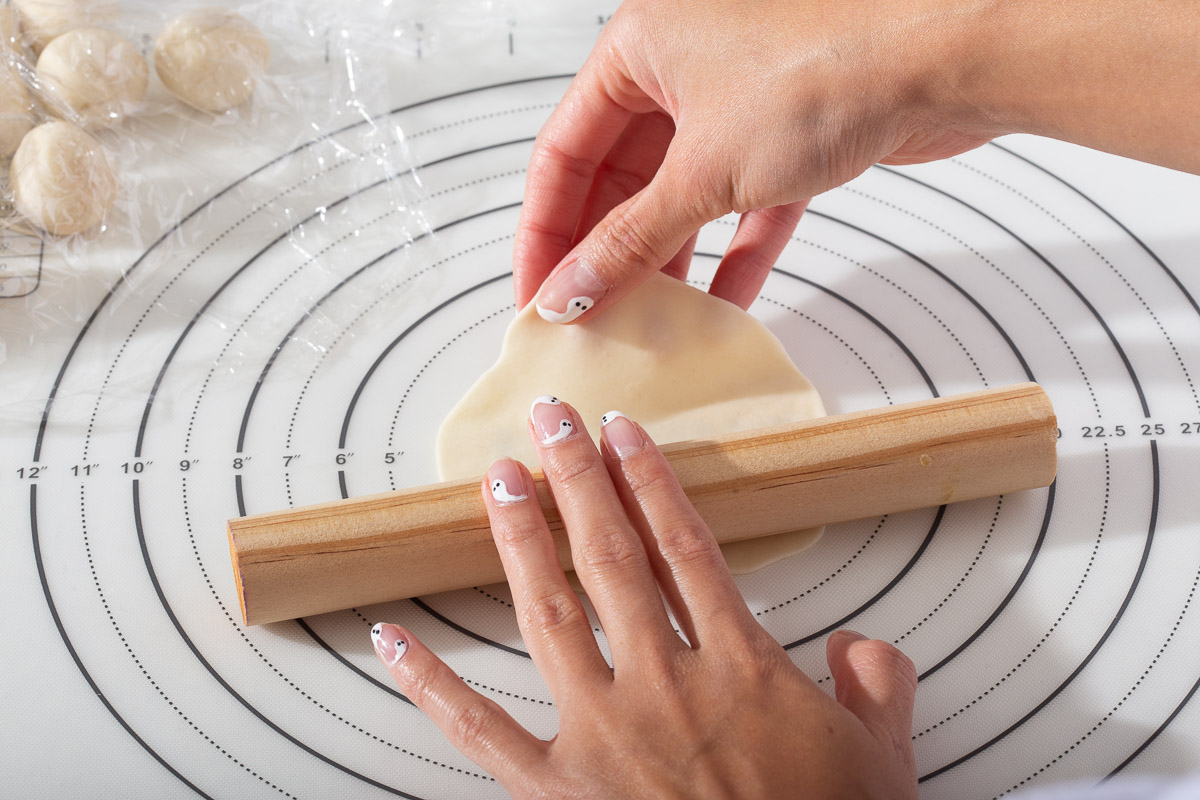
(154, 10), (269, 113)
(0, 66), (34, 158)
(12, 0), (117, 54)
(10, 120), (116, 235)
(0, 5), (19, 49)
(437, 272), (827, 574)
(36, 27), (148, 127)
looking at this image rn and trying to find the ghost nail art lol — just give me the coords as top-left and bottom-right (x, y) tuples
(542, 419), (575, 444)
(529, 394), (561, 417)
(600, 409), (644, 458)
(371, 622), (408, 665)
(487, 459), (528, 505)
(536, 295), (593, 324)
(534, 260), (606, 324)
(491, 478), (527, 503)
(600, 410), (629, 426)
(530, 395), (578, 445)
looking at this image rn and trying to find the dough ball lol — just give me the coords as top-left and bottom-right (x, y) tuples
(438, 272), (829, 573)
(12, 0), (117, 54)
(10, 120), (116, 235)
(0, 5), (20, 50)
(0, 66), (34, 158)
(154, 9), (269, 113)
(36, 27), (148, 127)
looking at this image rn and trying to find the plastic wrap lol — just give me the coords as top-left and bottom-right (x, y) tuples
(1, 0), (530, 417)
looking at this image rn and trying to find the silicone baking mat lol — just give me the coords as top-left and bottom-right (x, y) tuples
(3, 3), (1200, 798)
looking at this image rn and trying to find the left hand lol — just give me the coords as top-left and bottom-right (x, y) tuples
(371, 400), (918, 798)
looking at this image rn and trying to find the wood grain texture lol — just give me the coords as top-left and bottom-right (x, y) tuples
(228, 383), (1056, 625)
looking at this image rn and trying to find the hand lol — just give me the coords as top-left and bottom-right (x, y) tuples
(513, 0), (992, 321)
(514, 0), (1200, 324)
(371, 400), (918, 798)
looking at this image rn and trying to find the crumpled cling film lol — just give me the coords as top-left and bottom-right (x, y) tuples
(0, 0), (522, 425)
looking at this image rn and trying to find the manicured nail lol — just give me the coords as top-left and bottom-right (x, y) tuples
(530, 395), (576, 445)
(601, 411), (644, 458)
(371, 622), (409, 665)
(535, 260), (605, 323)
(487, 459), (528, 505)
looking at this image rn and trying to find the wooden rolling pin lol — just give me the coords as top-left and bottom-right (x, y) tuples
(228, 382), (1056, 625)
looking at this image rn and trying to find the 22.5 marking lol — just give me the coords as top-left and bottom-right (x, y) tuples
(1081, 425), (1125, 438)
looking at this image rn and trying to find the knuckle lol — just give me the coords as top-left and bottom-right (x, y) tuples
(620, 456), (677, 496)
(542, 447), (606, 489)
(403, 667), (438, 709)
(577, 520), (643, 569)
(446, 699), (496, 754)
(516, 216), (573, 255)
(492, 517), (546, 548)
(532, 135), (595, 183)
(522, 587), (586, 634)
(729, 632), (787, 682)
(597, 205), (670, 270)
(594, 160), (649, 200)
(655, 520), (718, 567)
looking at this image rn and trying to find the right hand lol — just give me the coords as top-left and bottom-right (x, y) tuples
(372, 401), (918, 798)
(513, 0), (994, 321)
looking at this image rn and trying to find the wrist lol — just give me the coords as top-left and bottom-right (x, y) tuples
(931, 0), (1200, 171)
(905, 0), (1024, 142)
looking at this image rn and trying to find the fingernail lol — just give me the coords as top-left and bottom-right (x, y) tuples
(601, 411), (644, 458)
(371, 622), (409, 666)
(535, 260), (605, 324)
(530, 395), (576, 445)
(833, 629), (867, 643)
(487, 459), (528, 505)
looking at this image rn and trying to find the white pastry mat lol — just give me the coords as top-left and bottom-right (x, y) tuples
(3, 3), (1200, 798)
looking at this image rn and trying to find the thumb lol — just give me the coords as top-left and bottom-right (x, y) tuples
(532, 153), (719, 324)
(827, 630), (918, 760)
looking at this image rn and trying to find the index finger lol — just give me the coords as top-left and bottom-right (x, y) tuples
(512, 59), (650, 308)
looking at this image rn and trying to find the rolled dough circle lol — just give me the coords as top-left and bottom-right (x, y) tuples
(10, 120), (116, 235)
(438, 272), (829, 573)
(36, 27), (148, 127)
(0, 67), (34, 158)
(154, 10), (269, 113)
(12, 0), (117, 54)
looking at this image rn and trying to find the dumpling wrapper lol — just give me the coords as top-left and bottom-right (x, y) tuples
(436, 272), (826, 573)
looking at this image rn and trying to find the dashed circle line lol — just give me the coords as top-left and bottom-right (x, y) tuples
(177, 476), (495, 783)
(81, 484), (295, 798)
(461, 677), (555, 708)
(914, 444), (1111, 740)
(725, 208), (987, 389)
(81, 135), (380, 462)
(758, 516), (889, 621)
(406, 103), (556, 141)
(383, 303), (517, 479)
(954, 158), (1199, 415)
(840, 185), (1100, 417)
(806, 235), (988, 386)
(894, 498), (1003, 644)
(284, 178), (521, 449)
(756, 295), (893, 405)
(185, 196), (404, 453)
(472, 587), (515, 609)
(999, 552), (1200, 796)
